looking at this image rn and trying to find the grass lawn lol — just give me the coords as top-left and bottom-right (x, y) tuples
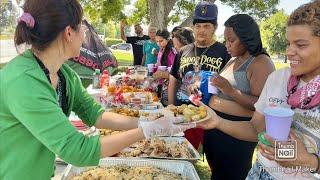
(274, 61), (290, 70)
(0, 35), (13, 40)
(194, 148), (211, 180)
(114, 51), (290, 70)
(111, 50), (133, 66)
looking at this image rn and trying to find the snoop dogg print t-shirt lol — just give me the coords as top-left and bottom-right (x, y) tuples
(171, 42), (231, 104)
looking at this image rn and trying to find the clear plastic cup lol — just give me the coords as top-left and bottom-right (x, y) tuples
(264, 107), (294, 141)
(158, 66), (167, 71)
(208, 72), (219, 94)
(167, 66), (172, 73)
(147, 64), (155, 72)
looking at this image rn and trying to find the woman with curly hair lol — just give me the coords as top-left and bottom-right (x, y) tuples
(202, 14), (274, 180)
(197, 1), (320, 179)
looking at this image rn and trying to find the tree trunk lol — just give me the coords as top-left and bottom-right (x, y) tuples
(149, 0), (176, 30)
(180, 15), (193, 27)
(179, 0), (217, 27)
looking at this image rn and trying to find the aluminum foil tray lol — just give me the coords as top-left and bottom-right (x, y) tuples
(117, 137), (200, 163)
(61, 158), (200, 180)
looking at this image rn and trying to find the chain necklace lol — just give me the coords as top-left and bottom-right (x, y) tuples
(194, 43), (212, 57)
(193, 41), (214, 70)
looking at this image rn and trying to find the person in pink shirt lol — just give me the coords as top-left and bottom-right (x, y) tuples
(153, 29), (177, 106)
(154, 29), (176, 69)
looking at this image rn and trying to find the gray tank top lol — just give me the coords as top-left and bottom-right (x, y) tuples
(217, 56), (255, 100)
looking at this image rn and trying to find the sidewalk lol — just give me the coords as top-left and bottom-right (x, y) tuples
(0, 39), (17, 67)
(0, 56), (14, 64)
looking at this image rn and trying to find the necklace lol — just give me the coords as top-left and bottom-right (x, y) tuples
(194, 42), (212, 57)
(193, 42), (213, 70)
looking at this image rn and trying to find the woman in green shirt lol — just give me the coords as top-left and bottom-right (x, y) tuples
(0, 0), (194, 179)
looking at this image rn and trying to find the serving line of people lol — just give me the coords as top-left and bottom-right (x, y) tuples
(0, 0), (319, 180)
(194, 1), (320, 180)
(0, 0), (194, 179)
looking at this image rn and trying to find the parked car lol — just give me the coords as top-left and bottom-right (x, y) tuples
(110, 43), (132, 51)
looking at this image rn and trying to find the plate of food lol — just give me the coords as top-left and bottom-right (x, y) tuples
(109, 107), (140, 117)
(166, 104), (210, 124)
(99, 129), (124, 137)
(107, 107), (166, 121)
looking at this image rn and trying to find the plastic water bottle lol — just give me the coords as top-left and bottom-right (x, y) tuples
(92, 69), (101, 89)
(100, 70), (109, 88)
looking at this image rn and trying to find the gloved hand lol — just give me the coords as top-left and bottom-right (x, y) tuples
(138, 117), (196, 139)
(170, 122), (196, 135)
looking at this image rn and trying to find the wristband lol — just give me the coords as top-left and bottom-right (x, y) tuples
(258, 132), (271, 147)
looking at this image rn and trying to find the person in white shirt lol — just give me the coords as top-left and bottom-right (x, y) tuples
(196, 1), (320, 179)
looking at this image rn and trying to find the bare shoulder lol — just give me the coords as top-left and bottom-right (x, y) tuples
(250, 54), (275, 70)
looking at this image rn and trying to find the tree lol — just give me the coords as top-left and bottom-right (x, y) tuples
(80, 0), (129, 24)
(127, 0), (279, 29)
(80, 0), (280, 31)
(260, 10), (288, 55)
(106, 21), (117, 38)
(220, 0), (279, 20)
(1, 0), (18, 33)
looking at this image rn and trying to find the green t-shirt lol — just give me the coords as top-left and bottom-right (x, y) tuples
(143, 40), (160, 66)
(0, 50), (104, 180)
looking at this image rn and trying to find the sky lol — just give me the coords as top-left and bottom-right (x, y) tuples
(125, 0), (312, 36)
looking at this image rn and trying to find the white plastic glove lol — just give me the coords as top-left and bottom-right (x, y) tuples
(170, 122), (196, 136)
(138, 117), (196, 139)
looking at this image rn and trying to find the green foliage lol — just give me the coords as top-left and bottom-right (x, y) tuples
(105, 22), (117, 39)
(169, 0), (196, 25)
(127, 0), (149, 25)
(80, 0), (280, 31)
(80, 0), (128, 24)
(0, 0), (10, 31)
(260, 10), (288, 55)
(220, 0), (280, 20)
(1, 0), (19, 33)
(105, 38), (124, 46)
